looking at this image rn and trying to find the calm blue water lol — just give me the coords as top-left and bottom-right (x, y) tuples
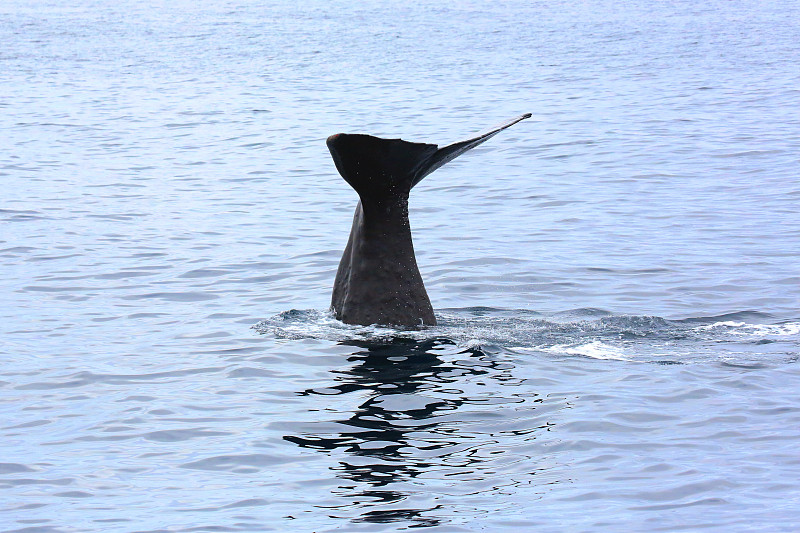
(2, 1), (800, 531)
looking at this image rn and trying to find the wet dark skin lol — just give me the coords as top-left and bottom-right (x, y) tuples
(327, 114), (531, 327)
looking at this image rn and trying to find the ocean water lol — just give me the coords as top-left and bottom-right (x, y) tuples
(2, 0), (800, 531)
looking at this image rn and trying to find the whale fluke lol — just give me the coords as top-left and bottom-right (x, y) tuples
(410, 113), (532, 188)
(327, 114), (531, 327)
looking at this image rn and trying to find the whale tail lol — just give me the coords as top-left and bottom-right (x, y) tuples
(327, 114), (531, 327)
(326, 113), (531, 200)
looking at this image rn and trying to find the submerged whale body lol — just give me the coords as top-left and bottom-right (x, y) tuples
(327, 114), (531, 327)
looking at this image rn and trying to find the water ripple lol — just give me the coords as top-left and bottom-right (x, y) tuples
(2, 0), (800, 531)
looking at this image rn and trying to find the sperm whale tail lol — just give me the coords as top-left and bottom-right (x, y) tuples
(327, 114), (531, 327)
(411, 113), (532, 187)
(326, 113), (531, 202)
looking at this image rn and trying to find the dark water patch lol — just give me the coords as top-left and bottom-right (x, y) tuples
(94, 270), (158, 280)
(142, 429), (231, 442)
(181, 454), (313, 473)
(631, 496), (729, 511)
(0, 478), (74, 488)
(25, 254), (83, 262)
(677, 310), (776, 325)
(53, 491), (92, 498)
(0, 209), (47, 221)
(239, 142), (273, 149)
(86, 213), (148, 221)
(178, 110), (224, 117)
(120, 292), (219, 302)
(351, 506), (444, 526)
(0, 463), (37, 474)
(226, 367), (279, 378)
(0, 246), (37, 255)
(4, 420), (52, 430)
(22, 285), (96, 293)
(4, 527), (67, 533)
(118, 395), (158, 402)
(180, 498), (272, 514)
(179, 268), (234, 278)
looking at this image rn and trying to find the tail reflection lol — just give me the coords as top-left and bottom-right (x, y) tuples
(283, 337), (527, 526)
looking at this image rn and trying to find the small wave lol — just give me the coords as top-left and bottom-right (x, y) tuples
(677, 310), (775, 324)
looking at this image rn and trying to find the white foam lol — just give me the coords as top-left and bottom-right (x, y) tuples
(253, 309), (430, 342)
(517, 341), (631, 361)
(694, 321), (746, 330)
(694, 321), (800, 337)
(463, 339), (485, 350)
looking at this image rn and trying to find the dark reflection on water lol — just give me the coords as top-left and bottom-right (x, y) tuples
(284, 338), (540, 526)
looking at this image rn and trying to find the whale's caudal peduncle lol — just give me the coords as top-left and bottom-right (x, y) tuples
(327, 114), (531, 327)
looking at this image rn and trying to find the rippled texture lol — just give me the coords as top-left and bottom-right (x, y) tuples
(2, 0), (800, 531)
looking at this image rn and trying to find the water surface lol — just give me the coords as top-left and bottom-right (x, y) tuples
(2, 0), (799, 531)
